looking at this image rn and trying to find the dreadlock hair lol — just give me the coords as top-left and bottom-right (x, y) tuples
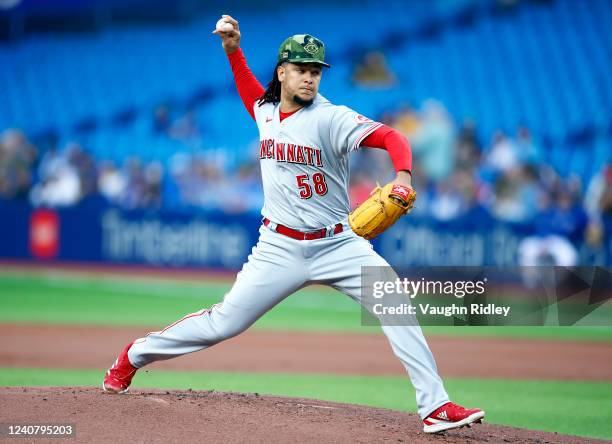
(257, 63), (282, 106)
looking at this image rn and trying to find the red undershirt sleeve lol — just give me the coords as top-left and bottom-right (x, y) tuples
(227, 48), (266, 120)
(361, 124), (413, 174)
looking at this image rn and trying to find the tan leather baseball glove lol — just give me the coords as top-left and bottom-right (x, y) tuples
(348, 182), (416, 240)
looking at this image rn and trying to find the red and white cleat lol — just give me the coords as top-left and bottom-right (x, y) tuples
(423, 402), (485, 433)
(102, 342), (138, 394)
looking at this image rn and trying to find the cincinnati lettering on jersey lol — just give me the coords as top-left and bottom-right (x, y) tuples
(259, 139), (323, 167)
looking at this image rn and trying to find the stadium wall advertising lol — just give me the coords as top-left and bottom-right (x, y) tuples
(1, 201), (609, 268)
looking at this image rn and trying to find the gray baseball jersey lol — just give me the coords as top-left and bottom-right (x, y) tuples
(254, 94), (382, 230)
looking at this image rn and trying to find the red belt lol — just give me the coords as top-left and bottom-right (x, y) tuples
(263, 218), (343, 240)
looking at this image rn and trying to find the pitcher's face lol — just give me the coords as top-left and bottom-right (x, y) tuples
(278, 63), (322, 106)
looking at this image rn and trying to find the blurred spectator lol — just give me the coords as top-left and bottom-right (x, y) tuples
(429, 178), (464, 221)
(518, 188), (588, 266)
(67, 143), (98, 197)
(118, 158), (164, 210)
(37, 145), (64, 183)
(120, 158), (146, 209)
(584, 164), (612, 246)
(515, 126), (541, 165)
(30, 163), (81, 207)
(551, 190), (588, 245)
(142, 162), (163, 209)
(429, 171), (483, 221)
(486, 131), (520, 173)
(0, 129), (37, 200)
(409, 100), (456, 182)
(518, 196), (574, 266)
(455, 119), (481, 171)
(454, 170), (483, 214)
(30, 142), (97, 206)
(599, 168), (612, 248)
(352, 51), (397, 88)
(585, 165), (612, 221)
(491, 166), (540, 223)
(98, 161), (126, 203)
(599, 170), (612, 217)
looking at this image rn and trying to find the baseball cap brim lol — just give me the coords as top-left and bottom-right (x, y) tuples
(286, 58), (331, 68)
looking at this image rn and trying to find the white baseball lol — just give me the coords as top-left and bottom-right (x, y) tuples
(215, 18), (234, 33)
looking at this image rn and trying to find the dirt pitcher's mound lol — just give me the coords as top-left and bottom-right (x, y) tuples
(0, 387), (601, 444)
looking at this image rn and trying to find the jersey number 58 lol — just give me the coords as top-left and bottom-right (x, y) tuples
(296, 173), (328, 199)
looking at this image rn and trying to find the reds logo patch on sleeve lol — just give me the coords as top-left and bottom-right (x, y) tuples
(354, 114), (373, 124)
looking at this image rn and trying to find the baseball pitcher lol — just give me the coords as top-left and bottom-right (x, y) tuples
(103, 14), (485, 434)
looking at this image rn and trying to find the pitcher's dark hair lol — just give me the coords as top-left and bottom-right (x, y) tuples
(257, 63), (282, 106)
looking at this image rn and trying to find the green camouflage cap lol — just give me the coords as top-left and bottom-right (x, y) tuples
(277, 34), (330, 67)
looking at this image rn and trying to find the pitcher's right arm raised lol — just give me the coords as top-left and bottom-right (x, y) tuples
(214, 14), (265, 120)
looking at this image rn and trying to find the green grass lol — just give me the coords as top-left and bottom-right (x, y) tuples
(1, 272), (611, 341)
(1, 367), (611, 440)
